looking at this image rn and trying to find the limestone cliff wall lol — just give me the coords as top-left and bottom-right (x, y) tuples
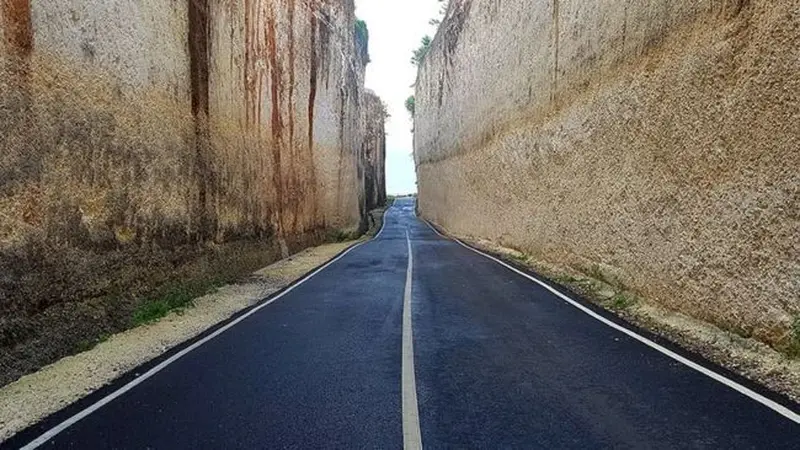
(0, 0), (383, 384)
(363, 91), (386, 210)
(415, 0), (799, 348)
(205, 0), (368, 238)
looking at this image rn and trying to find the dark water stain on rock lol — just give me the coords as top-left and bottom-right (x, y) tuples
(287, 0), (296, 153)
(306, 5), (320, 222)
(188, 0), (215, 237)
(308, 11), (318, 153)
(188, 0), (209, 119)
(287, 0), (300, 231)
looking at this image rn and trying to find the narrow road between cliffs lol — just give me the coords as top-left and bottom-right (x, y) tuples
(6, 198), (800, 449)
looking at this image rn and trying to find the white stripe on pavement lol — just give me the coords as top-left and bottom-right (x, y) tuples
(402, 229), (423, 450)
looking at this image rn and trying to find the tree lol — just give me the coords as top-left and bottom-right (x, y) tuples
(411, 1), (449, 66)
(410, 35), (432, 66)
(405, 95), (415, 117)
(354, 19), (370, 63)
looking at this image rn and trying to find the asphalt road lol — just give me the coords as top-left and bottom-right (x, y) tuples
(8, 198), (800, 449)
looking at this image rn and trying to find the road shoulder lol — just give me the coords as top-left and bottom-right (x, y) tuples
(0, 240), (358, 442)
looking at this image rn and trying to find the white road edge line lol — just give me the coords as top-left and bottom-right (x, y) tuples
(402, 229), (423, 450)
(421, 219), (800, 424)
(20, 208), (393, 449)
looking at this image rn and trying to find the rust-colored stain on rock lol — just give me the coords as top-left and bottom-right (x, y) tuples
(0, 0), (385, 391)
(1, 0), (33, 56)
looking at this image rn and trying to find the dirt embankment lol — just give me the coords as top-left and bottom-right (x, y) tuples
(0, 0), (385, 386)
(415, 0), (799, 355)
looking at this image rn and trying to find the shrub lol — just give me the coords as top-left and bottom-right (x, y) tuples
(410, 36), (432, 66)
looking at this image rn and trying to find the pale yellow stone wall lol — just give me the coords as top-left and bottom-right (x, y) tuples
(0, 0), (382, 384)
(415, 0), (799, 348)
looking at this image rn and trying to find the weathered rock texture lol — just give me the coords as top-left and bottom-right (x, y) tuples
(415, 0), (799, 349)
(363, 90), (386, 210)
(0, 0), (384, 385)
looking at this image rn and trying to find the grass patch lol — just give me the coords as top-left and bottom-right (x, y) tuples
(132, 299), (174, 326)
(608, 293), (636, 311)
(131, 278), (227, 327)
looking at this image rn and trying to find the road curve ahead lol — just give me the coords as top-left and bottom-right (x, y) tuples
(7, 198), (800, 449)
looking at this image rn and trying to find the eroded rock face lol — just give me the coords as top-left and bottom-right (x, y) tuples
(0, 0), (384, 384)
(205, 0), (370, 238)
(415, 0), (799, 348)
(363, 91), (387, 211)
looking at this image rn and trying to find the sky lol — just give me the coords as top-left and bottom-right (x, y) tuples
(354, 0), (443, 195)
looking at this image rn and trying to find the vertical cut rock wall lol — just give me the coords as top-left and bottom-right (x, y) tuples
(363, 91), (386, 210)
(0, 0), (384, 384)
(414, 0), (799, 348)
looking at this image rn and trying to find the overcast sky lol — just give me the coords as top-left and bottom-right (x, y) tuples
(355, 0), (442, 195)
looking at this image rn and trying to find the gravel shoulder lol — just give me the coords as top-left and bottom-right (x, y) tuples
(0, 240), (357, 442)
